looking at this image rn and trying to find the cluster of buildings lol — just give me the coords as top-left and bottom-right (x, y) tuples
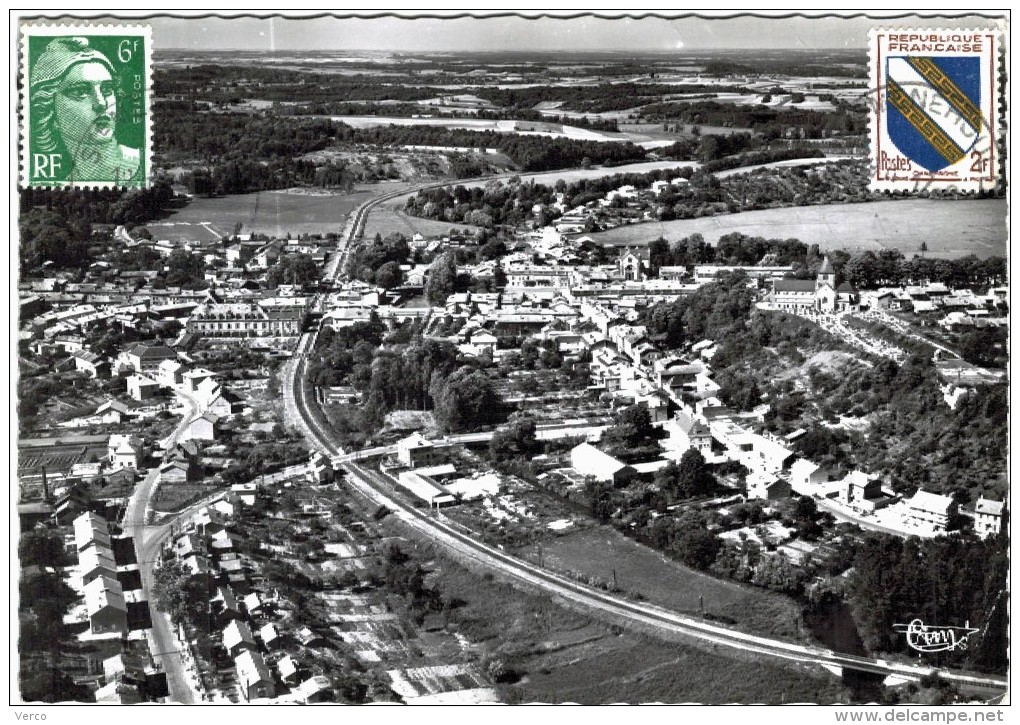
(163, 476), (335, 704)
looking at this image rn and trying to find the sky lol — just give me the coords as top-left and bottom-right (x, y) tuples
(19, 12), (1007, 52)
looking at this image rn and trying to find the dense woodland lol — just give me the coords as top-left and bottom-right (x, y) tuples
(845, 532), (1008, 673)
(640, 99), (867, 138)
(306, 320), (505, 442)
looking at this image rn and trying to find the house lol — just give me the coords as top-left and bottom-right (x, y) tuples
(276, 654), (301, 685)
(231, 482), (258, 507)
(185, 411), (221, 441)
(259, 622), (282, 649)
(395, 432), (442, 469)
(296, 626), (327, 648)
(907, 489), (957, 532)
(570, 442), (636, 486)
(84, 575), (128, 635)
(974, 496), (1005, 538)
(243, 592), (265, 616)
(103, 466), (138, 491)
(234, 650), (276, 701)
(223, 620), (256, 657)
(108, 434), (143, 469)
(211, 585), (243, 625)
(159, 458), (198, 485)
(79, 544), (118, 585)
(790, 459), (830, 493)
(181, 367), (217, 395)
(73, 511), (111, 551)
(746, 471), (791, 501)
(73, 350), (111, 379)
(670, 412), (712, 455)
(95, 399), (142, 424)
(839, 471), (885, 513)
(121, 343), (177, 374)
(126, 373), (160, 401)
(157, 359), (189, 387)
(54, 482), (92, 525)
(297, 675), (332, 704)
(207, 389), (244, 417)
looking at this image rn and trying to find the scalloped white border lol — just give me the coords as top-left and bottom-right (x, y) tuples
(867, 26), (1003, 193)
(18, 22), (153, 190)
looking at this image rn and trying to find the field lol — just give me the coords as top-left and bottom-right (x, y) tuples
(531, 527), (804, 641)
(362, 201), (481, 240)
(149, 186), (384, 240)
(588, 198), (1008, 259)
(397, 529), (849, 705)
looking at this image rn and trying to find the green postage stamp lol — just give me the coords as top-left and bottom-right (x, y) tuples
(20, 24), (152, 189)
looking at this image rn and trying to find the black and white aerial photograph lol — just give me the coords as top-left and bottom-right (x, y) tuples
(11, 10), (1010, 713)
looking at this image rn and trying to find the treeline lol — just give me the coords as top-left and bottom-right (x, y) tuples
(639, 99), (867, 138)
(657, 133), (824, 164)
(155, 113), (337, 162)
(338, 124), (647, 171)
(290, 102), (620, 132)
(841, 251), (1007, 290)
(846, 532), (1008, 672)
(471, 82), (750, 114)
(649, 232), (820, 270)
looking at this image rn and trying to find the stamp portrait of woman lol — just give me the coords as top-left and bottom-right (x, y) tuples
(29, 36), (141, 185)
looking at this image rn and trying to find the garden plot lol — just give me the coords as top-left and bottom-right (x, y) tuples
(386, 663), (488, 700)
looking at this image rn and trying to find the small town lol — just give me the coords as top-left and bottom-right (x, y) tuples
(16, 11), (1008, 710)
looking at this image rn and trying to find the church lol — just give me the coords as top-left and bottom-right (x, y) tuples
(769, 256), (858, 313)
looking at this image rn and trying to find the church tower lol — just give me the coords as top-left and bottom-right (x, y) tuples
(816, 255), (835, 291)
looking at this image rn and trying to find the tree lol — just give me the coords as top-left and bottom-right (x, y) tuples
(165, 249), (205, 287)
(675, 448), (714, 498)
(670, 511), (722, 569)
(267, 253), (321, 287)
(374, 261), (403, 289)
(430, 366), (503, 433)
(152, 560), (208, 628)
(489, 414), (538, 463)
(425, 252), (458, 306)
(19, 530), (67, 568)
(602, 404), (659, 454)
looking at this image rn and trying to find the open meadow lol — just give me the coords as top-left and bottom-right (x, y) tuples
(588, 198), (1007, 259)
(150, 186), (385, 240)
(530, 526), (805, 641)
(362, 202), (481, 240)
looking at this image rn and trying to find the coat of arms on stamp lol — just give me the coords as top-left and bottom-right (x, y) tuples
(870, 28), (1000, 192)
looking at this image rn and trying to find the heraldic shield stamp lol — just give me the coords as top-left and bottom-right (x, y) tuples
(20, 24), (152, 189)
(870, 28), (1000, 192)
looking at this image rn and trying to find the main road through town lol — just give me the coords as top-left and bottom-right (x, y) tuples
(124, 388), (209, 704)
(280, 174), (1008, 697)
